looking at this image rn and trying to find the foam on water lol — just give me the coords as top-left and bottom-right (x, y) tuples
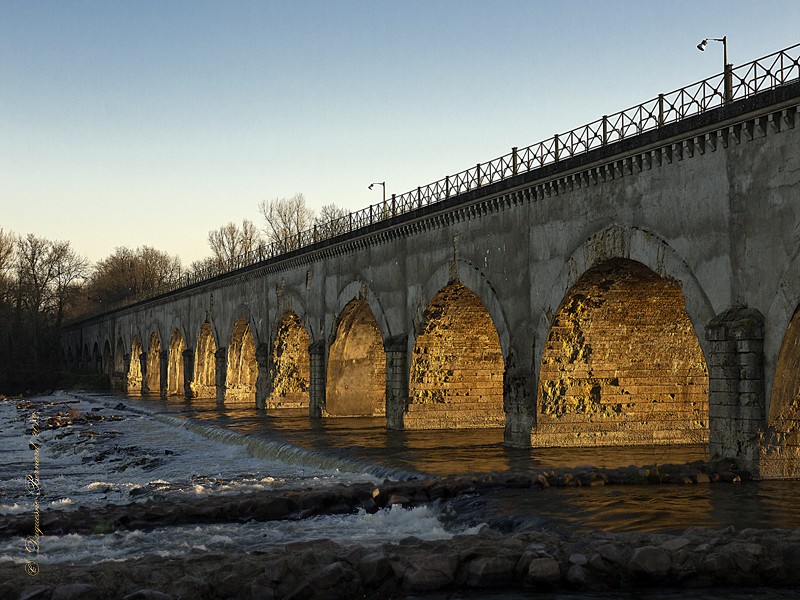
(0, 503), (484, 564)
(0, 392), (383, 514)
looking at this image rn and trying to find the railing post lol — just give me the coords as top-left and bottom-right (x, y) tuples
(724, 63), (733, 104)
(602, 116), (608, 146)
(417, 186), (422, 208)
(445, 176), (450, 198)
(553, 134), (560, 162)
(658, 94), (664, 127)
(391, 193), (396, 216)
(349, 212), (353, 231)
(476, 163), (482, 187)
(512, 147), (518, 175)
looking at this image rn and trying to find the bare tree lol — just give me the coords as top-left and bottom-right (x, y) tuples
(87, 246), (182, 306)
(49, 241), (90, 327)
(259, 193), (314, 253)
(314, 203), (350, 240)
(207, 219), (263, 268)
(0, 228), (15, 304)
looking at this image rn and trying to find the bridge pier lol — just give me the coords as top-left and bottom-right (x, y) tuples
(255, 343), (270, 410)
(308, 341), (326, 418)
(504, 361), (536, 447)
(159, 350), (169, 398)
(182, 348), (194, 400)
(139, 352), (149, 395)
(120, 352), (131, 393)
(706, 308), (765, 473)
(215, 347), (227, 405)
(384, 334), (409, 430)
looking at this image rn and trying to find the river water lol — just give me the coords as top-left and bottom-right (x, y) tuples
(2, 390), (800, 596)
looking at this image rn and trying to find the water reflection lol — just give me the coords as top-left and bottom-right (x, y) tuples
(120, 393), (800, 533)
(127, 394), (706, 476)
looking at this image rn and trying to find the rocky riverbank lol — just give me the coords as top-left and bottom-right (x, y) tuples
(3, 521), (800, 599)
(0, 459), (752, 538)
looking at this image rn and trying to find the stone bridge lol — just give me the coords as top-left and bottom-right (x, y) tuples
(63, 46), (800, 478)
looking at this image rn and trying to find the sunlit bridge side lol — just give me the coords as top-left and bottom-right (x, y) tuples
(406, 283), (505, 430)
(326, 300), (386, 417)
(535, 259), (709, 447)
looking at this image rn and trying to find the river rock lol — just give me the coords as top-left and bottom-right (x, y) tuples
(464, 555), (519, 587)
(358, 550), (392, 586)
(121, 590), (173, 600)
(628, 546), (671, 581)
(19, 586), (51, 600)
(399, 553), (457, 592)
(51, 583), (99, 600)
(526, 556), (561, 585)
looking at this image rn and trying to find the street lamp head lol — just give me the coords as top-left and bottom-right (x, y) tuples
(697, 39), (708, 51)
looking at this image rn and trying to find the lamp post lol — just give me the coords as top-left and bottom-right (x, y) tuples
(368, 181), (386, 204)
(697, 36), (732, 103)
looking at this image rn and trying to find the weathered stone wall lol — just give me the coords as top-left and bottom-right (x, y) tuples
(146, 333), (161, 395)
(192, 323), (216, 398)
(268, 312), (311, 410)
(167, 330), (185, 397)
(326, 300), (386, 416)
(127, 337), (142, 393)
(407, 283), (504, 429)
(535, 259), (708, 447)
(225, 319), (258, 404)
(760, 307), (800, 478)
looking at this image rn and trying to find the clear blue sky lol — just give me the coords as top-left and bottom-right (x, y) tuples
(1, 0), (798, 266)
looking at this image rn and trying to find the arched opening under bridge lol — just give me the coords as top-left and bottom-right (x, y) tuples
(535, 258), (708, 447)
(193, 323), (217, 398)
(269, 311), (310, 410)
(226, 318), (257, 405)
(128, 336), (143, 393)
(769, 306), (800, 438)
(167, 329), (185, 396)
(407, 282), (505, 429)
(326, 299), (386, 417)
(146, 332), (161, 394)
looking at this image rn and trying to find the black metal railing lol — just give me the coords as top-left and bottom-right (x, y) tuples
(72, 42), (800, 323)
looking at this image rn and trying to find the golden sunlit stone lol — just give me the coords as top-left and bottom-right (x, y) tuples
(535, 259), (708, 447)
(269, 311), (311, 410)
(326, 299), (386, 417)
(406, 282), (504, 429)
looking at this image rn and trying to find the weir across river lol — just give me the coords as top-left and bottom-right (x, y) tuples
(63, 44), (800, 479)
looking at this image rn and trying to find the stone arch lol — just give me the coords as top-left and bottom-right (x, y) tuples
(269, 311), (311, 410)
(415, 259), (511, 359)
(193, 322), (217, 398)
(128, 336), (143, 393)
(537, 225), (715, 373)
(332, 281), (391, 342)
(146, 331), (161, 394)
(92, 342), (101, 372)
(407, 282), (505, 429)
(765, 246), (800, 415)
(102, 340), (112, 374)
(114, 337), (126, 373)
(167, 329), (186, 396)
(535, 257), (709, 448)
(769, 305), (800, 425)
(226, 317), (258, 405)
(326, 299), (386, 417)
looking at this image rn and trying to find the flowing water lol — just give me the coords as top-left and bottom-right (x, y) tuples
(2, 390), (800, 596)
